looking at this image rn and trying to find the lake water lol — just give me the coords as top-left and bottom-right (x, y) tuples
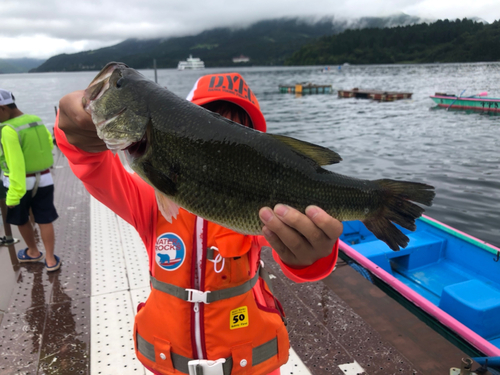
(2, 62), (499, 247)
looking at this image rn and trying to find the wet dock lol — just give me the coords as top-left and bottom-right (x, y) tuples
(0, 148), (473, 375)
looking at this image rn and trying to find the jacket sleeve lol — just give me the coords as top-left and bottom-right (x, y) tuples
(254, 235), (339, 283)
(54, 114), (158, 254)
(2, 126), (26, 206)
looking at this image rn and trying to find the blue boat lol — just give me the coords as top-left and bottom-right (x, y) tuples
(338, 215), (500, 361)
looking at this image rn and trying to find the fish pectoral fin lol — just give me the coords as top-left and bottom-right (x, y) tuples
(142, 161), (180, 222)
(269, 134), (342, 165)
(155, 190), (180, 223)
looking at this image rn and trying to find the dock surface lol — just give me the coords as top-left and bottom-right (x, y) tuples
(0, 148), (472, 375)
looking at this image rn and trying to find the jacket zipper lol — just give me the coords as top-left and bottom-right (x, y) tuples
(193, 216), (205, 359)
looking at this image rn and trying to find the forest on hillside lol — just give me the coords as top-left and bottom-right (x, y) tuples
(31, 15), (424, 72)
(285, 19), (500, 65)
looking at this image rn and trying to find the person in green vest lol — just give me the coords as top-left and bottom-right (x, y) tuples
(0, 89), (61, 271)
(0, 169), (20, 246)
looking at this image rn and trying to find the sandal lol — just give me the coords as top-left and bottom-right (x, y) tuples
(0, 236), (20, 246)
(17, 248), (44, 263)
(45, 255), (61, 272)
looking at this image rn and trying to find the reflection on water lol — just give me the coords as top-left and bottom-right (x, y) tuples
(2, 62), (500, 247)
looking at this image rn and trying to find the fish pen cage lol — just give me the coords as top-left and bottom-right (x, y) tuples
(338, 88), (412, 101)
(279, 83), (333, 95)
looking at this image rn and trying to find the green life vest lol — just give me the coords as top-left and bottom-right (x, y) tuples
(0, 114), (54, 174)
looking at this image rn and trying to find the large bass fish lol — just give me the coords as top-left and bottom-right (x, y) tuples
(84, 62), (435, 251)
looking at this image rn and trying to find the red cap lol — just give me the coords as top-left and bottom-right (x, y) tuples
(187, 73), (267, 132)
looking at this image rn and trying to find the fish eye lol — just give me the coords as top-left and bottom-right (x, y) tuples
(116, 78), (124, 88)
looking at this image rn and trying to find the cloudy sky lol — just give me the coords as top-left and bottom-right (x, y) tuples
(1, 0), (499, 59)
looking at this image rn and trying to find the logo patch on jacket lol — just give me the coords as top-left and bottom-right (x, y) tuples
(155, 233), (186, 271)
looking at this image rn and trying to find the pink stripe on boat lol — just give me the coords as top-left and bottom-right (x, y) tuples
(422, 215), (500, 251)
(435, 104), (500, 112)
(431, 95), (500, 103)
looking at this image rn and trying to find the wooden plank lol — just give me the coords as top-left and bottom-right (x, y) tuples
(322, 259), (471, 374)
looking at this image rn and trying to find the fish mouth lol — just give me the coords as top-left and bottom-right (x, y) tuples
(83, 62), (129, 147)
(82, 62), (127, 114)
(83, 64), (117, 112)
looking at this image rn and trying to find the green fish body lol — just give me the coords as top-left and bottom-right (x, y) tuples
(85, 62), (435, 251)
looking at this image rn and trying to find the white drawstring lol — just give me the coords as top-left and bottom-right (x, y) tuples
(208, 247), (225, 273)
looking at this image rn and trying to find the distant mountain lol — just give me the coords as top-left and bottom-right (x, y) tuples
(32, 14), (427, 72)
(0, 58), (46, 74)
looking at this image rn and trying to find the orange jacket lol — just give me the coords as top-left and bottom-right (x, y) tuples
(134, 210), (290, 375)
(55, 113), (338, 374)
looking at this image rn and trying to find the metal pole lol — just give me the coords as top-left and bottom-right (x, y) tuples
(153, 59), (158, 83)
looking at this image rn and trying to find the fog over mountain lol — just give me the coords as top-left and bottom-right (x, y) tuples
(0, 0), (498, 59)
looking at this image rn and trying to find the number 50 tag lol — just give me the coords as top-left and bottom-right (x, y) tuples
(230, 306), (249, 330)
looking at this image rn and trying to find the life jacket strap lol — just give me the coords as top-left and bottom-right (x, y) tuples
(150, 265), (262, 304)
(5, 121), (43, 143)
(137, 332), (278, 374)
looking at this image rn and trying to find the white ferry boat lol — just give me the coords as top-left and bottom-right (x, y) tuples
(177, 55), (205, 70)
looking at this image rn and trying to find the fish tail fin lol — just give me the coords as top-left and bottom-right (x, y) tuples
(362, 179), (435, 251)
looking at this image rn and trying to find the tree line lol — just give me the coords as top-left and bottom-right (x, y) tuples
(285, 19), (500, 65)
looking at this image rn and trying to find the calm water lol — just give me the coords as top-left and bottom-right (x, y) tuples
(2, 63), (499, 247)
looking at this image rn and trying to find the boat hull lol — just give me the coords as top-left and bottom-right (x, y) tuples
(430, 95), (500, 112)
(339, 215), (500, 357)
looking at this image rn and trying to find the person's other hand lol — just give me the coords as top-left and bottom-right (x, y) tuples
(259, 204), (342, 268)
(58, 90), (107, 153)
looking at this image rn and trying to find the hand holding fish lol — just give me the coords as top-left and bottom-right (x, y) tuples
(58, 90), (107, 153)
(260, 205), (342, 267)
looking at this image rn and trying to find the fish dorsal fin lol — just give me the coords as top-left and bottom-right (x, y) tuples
(269, 134), (342, 165)
(155, 190), (180, 223)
